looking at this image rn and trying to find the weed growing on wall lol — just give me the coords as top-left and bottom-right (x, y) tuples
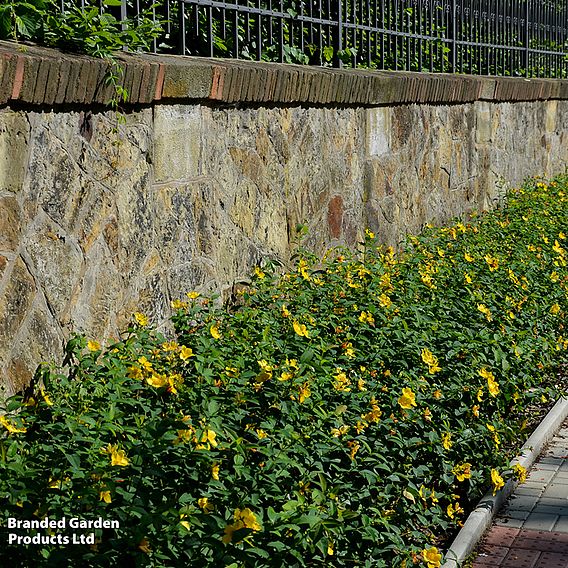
(0, 176), (567, 567)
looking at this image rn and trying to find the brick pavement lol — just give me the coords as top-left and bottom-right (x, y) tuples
(473, 423), (568, 567)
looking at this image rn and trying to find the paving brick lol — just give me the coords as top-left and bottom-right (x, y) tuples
(531, 503), (568, 516)
(544, 483), (568, 499)
(474, 544), (509, 564)
(502, 548), (540, 568)
(554, 517), (568, 533)
(507, 494), (538, 511)
(546, 445), (568, 459)
(522, 513), (559, 531)
(512, 533), (568, 554)
(495, 517), (525, 528)
(499, 508), (531, 521)
(540, 457), (565, 467)
(516, 487), (544, 497)
(527, 468), (557, 483)
(535, 552), (568, 568)
(483, 526), (520, 547)
(534, 462), (562, 472)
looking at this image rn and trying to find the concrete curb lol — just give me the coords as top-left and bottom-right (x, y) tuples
(442, 397), (568, 568)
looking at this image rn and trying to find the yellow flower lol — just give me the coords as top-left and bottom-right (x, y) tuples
(513, 463), (527, 484)
(378, 294), (392, 309)
(398, 388), (417, 410)
(211, 463), (220, 480)
(298, 382), (311, 403)
(491, 469), (505, 495)
(362, 398), (382, 423)
(170, 299), (188, 310)
(281, 305), (290, 318)
(0, 416), (26, 434)
(551, 303), (561, 315)
(107, 444), (129, 467)
(138, 538), (151, 553)
(127, 365), (144, 380)
(348, 440), (360, 460)
(442, 432), (452, 450)
(256, 429), (267, 439)
(138, 356), (153, 371)
(553, 240), (565, 256)
(464, 252), (474, 262)
(358, 311), (375, 325)
(464, 272), (472, 284)
(147, 373), (168, 388)
(278, 371), (293, 382)
(40, 388), (53, 406)
(472, 405), (480, 417)
(134, 312), (149, 326)
(365, 228), (375, 239)
(327, 540), (334, 555)
(87, 340), (101, 351)
(452, 463), (472, 482)
(222, 508), (262, 543)
(479, 368), (499, 397)
(197, 429), (218, 449)
(254, 266), (265, 279)
(180, 516), (190, 531)
(550, 271), (559, 282)
(293, 320), (309, 338)
(486, 423), (501, 448)
(484, 254), (499, 271)
(422, 546), (442, 568)
(333, 371), (352, 392)
(186, 291), (200, 299)
(99, 491), (112, 504)
(331, 425), (350, 437)
(210, 324), (221, 339)
(421, 348), (441, 374)
(180, 346), (194, 361)
(198, 497), (214, 513)
(477, 304), (492, 321)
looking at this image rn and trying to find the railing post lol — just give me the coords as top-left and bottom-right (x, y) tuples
(452, 0), (457, 73)
(524, 0), (529, 77)
(179, 0), (186, 55)
(333, 0), (343, 68)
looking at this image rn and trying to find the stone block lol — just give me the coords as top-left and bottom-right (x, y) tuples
(0, 110), (30, 193)
(0, 196), (22, 251)
(0, 256), (36, 347)
(25, 219), (84, 319)
(153, 105), (202, 183)
(161, 59), (212, 100)
(367, 107), (390, 157)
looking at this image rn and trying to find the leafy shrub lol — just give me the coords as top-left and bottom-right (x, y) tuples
(0, 176), (567, 567)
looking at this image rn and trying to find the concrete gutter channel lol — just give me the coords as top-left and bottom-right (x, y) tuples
(442, 397), (568, 568)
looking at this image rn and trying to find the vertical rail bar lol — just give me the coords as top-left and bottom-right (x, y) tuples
(452, 0), (457, 73)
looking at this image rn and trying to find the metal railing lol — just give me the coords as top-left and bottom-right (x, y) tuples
(65, 1), (568, 78)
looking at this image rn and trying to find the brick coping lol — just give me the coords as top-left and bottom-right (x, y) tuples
(2, 40), (568, 108)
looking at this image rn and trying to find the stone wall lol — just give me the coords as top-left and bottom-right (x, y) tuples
(1, 41), (567, 396)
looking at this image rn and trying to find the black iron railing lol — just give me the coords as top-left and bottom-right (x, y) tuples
(64, 1), (568, 78)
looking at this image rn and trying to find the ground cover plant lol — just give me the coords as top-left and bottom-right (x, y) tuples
(0, 176), (567, 567)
